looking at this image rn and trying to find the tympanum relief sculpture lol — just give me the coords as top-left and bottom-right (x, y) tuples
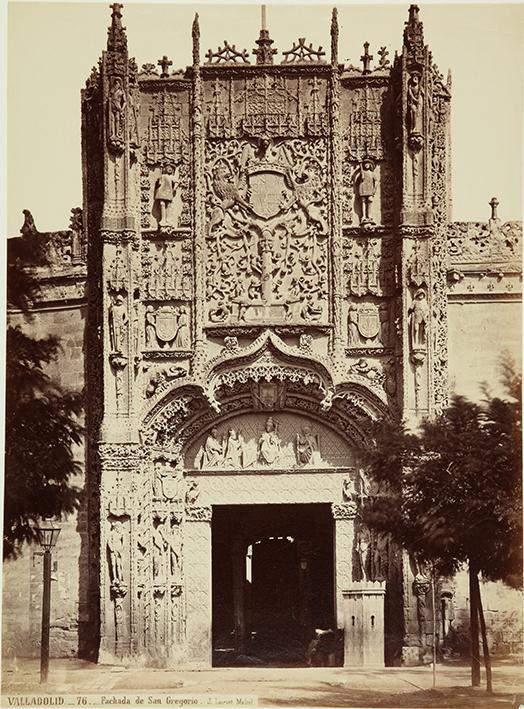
(205, 137), (329, 326)
(191, 413), (353, 470)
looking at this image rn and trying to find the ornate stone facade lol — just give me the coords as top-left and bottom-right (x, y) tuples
(6, 4), (521, 667)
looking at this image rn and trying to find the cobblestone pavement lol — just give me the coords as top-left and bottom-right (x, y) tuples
(2, 658), (524, 707)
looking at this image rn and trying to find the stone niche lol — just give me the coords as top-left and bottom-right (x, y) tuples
(185, 412), (357, 472)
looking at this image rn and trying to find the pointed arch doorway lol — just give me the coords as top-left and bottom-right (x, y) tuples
(212, 503), (336, 667)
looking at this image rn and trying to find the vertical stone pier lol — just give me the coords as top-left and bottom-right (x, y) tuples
(343, 582), (386, 667)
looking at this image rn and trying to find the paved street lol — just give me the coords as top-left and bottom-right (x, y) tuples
(2, 658), (524, 707)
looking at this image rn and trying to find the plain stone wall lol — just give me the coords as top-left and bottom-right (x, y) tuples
(447, 300), (521, 400)
(3, 304), (87, 658)
(446, 299), (523, 655)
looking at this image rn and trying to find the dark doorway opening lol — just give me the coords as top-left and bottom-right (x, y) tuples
(212, 503), (335, 667)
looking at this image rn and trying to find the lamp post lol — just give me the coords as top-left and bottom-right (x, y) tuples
(36, 520), (61, 684)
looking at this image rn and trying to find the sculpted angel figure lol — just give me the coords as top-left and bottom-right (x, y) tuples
(295, 425), (319, 465)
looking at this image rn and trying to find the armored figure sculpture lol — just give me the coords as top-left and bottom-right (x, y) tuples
(408, 288), (429, 349)
(154, 165), (179, 226)
(109, 294), (128, 353)
(355, 158), (377, 224)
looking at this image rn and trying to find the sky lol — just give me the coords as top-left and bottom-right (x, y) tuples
(5, 1), (524, 235)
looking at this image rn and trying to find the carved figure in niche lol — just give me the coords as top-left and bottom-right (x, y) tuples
(107, 520), (125, 586)
(408, 288), (428, 349)
(196, 427), (223, 469)
(186, 480), (200, 507)
(152, 519), (168, 581)
(173, 307), (189, 349)
(347, 304), (359, 346)
(258, 417), (282, 465)
(372, 531), (389, 581)
(413, 573), (431, 646)
(407, 72), (424, 150)
(109, 294), (128, 353)
(355, 158), (377, 224)
(145, 305), (157, 349)
(223, 429), (244, 468)
(108, 77), (126, 150)
(300, 295), (323, 322)
(342, 475), (357, 503)
(356, 527), (372, 582)
(128, 87), (140, 149)
(169, 519), (182, 581)
(379, 302), (391, 347)
(154, 165), (179, 227)
(359, 468), (380, 498)
(295, 425), (319, 466)
(107, 247), (127, 293)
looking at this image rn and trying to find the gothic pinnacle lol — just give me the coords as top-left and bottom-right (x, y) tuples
(107, 2), (127, 53)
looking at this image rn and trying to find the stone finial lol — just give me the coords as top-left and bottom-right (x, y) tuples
(253, 5), (277, 65)
(107, 2), (127, 54)
(360, 42), (373, 74)
(489, 196), (500, 221)
(403, 3), (424, 60)
(158, 55), (173, 78)
(330, 7), (339, 66)
(192, 13), (200, 66)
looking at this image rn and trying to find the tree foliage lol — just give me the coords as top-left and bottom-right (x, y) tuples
(4, 235), (84, 559)
(360, 363), (522, 587)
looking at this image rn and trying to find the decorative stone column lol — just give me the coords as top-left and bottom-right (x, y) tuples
(184, 504), (212, 667)
(343, 582), (386, 667)
(331, 502), (357, 628)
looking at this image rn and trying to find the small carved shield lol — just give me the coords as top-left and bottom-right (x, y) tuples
(357, 305), (380, 340)
(161, 473), (182, 502)
(155, 306), (178, 342)
(248, 171), (288, 219)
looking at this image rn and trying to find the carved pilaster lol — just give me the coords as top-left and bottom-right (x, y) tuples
(329, 44), (344, 364)
(191, 14), (206, 373)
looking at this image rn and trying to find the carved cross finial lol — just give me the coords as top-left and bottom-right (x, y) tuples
(360, 42), (373, 74)
(158, 55), (173, 78)
(489, 197), (499, 221)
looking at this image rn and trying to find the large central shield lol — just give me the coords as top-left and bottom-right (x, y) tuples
(248, 171), (288, 219)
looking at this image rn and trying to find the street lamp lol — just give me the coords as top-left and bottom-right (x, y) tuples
(36, 519), (61, 684)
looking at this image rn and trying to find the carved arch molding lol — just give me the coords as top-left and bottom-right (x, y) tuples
(139, 342), (390, 459)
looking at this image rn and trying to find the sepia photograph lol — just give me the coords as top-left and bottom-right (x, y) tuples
(3, 2), (523, 707)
